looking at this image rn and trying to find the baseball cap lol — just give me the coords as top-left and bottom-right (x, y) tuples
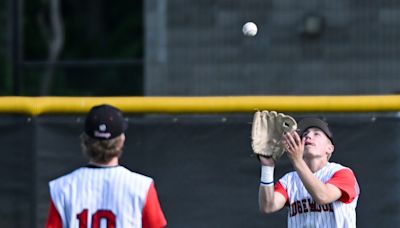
(84, 104), (128, 140)
(298, 118), (333, 144)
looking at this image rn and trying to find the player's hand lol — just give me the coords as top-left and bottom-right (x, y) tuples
(283, 131), (305, 163)
(258, 155), (275, 167)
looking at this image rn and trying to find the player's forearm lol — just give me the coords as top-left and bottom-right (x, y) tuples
(258, 164), (281, 213)
(258, 186), (278, 213)
(292, 160), (334, 205)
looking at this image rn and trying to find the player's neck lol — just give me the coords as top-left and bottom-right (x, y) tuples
(304, 158), (328, 173)
(89, 157), (119, 167)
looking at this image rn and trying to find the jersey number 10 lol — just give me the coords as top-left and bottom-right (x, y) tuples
(77, 209), (116, 228)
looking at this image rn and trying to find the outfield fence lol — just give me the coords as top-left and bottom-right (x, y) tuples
(0, 96), (399, 227)
(0, 95), (399, 115)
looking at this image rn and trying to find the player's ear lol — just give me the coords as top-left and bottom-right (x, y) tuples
(325, 143), (334, 160)
(326, 143), (334, 153)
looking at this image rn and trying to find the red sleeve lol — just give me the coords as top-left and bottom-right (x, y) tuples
(45, 199), (62, 228)
(327, 168), (359, 203)
(274, 181), (289, 204)
(142, 182), (167, 228)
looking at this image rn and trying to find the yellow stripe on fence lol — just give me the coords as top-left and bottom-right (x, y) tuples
(0, 95), (399, 116)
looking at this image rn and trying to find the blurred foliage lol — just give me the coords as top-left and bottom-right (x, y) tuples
(3, 0), (143, 96)
(0, 1), (11, 95)
(24, 0), (143, 60)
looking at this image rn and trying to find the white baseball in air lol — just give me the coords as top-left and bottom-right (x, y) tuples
(242, 22), (258, 36)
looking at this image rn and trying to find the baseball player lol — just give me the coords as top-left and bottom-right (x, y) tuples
(258, 118), (360, 228)
(45, 104), (167, 228)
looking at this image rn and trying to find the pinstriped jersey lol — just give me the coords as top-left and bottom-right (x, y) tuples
(47, 165), (166, 228)
(275, 162), (359, 228)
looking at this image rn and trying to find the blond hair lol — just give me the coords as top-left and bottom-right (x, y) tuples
(80, 133), (124, 163)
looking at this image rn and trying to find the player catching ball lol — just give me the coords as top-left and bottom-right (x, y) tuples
(252, 111), (360, 227)
(46, 104), (167, 228)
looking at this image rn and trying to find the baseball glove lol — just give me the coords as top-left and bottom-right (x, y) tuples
(251, 111), (297, 162)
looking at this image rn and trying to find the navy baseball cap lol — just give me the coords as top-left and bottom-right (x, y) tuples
(298, 118), (333, 144)
(84, 104), (128, 140)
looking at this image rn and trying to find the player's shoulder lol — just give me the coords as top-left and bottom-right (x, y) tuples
(49, 167), (86, 187)
(117, 166), (154, 183)
(321, 162), (356, 179)
(327, 162), (353, 172)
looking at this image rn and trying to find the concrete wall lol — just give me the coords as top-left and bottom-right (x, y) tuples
(145, 0), (400, 95)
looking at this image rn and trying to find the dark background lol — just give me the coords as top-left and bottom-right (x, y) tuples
(1, 0), (143, 96)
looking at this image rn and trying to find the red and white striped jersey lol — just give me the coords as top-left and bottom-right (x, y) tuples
(46, 165), (167, 228)
(275, 162), (360, 228)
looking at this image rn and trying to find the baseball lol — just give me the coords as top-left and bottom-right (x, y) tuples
(242, 22), (258, 36)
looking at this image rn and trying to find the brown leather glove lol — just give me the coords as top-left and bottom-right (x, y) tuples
(251, 111), (297, 162)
